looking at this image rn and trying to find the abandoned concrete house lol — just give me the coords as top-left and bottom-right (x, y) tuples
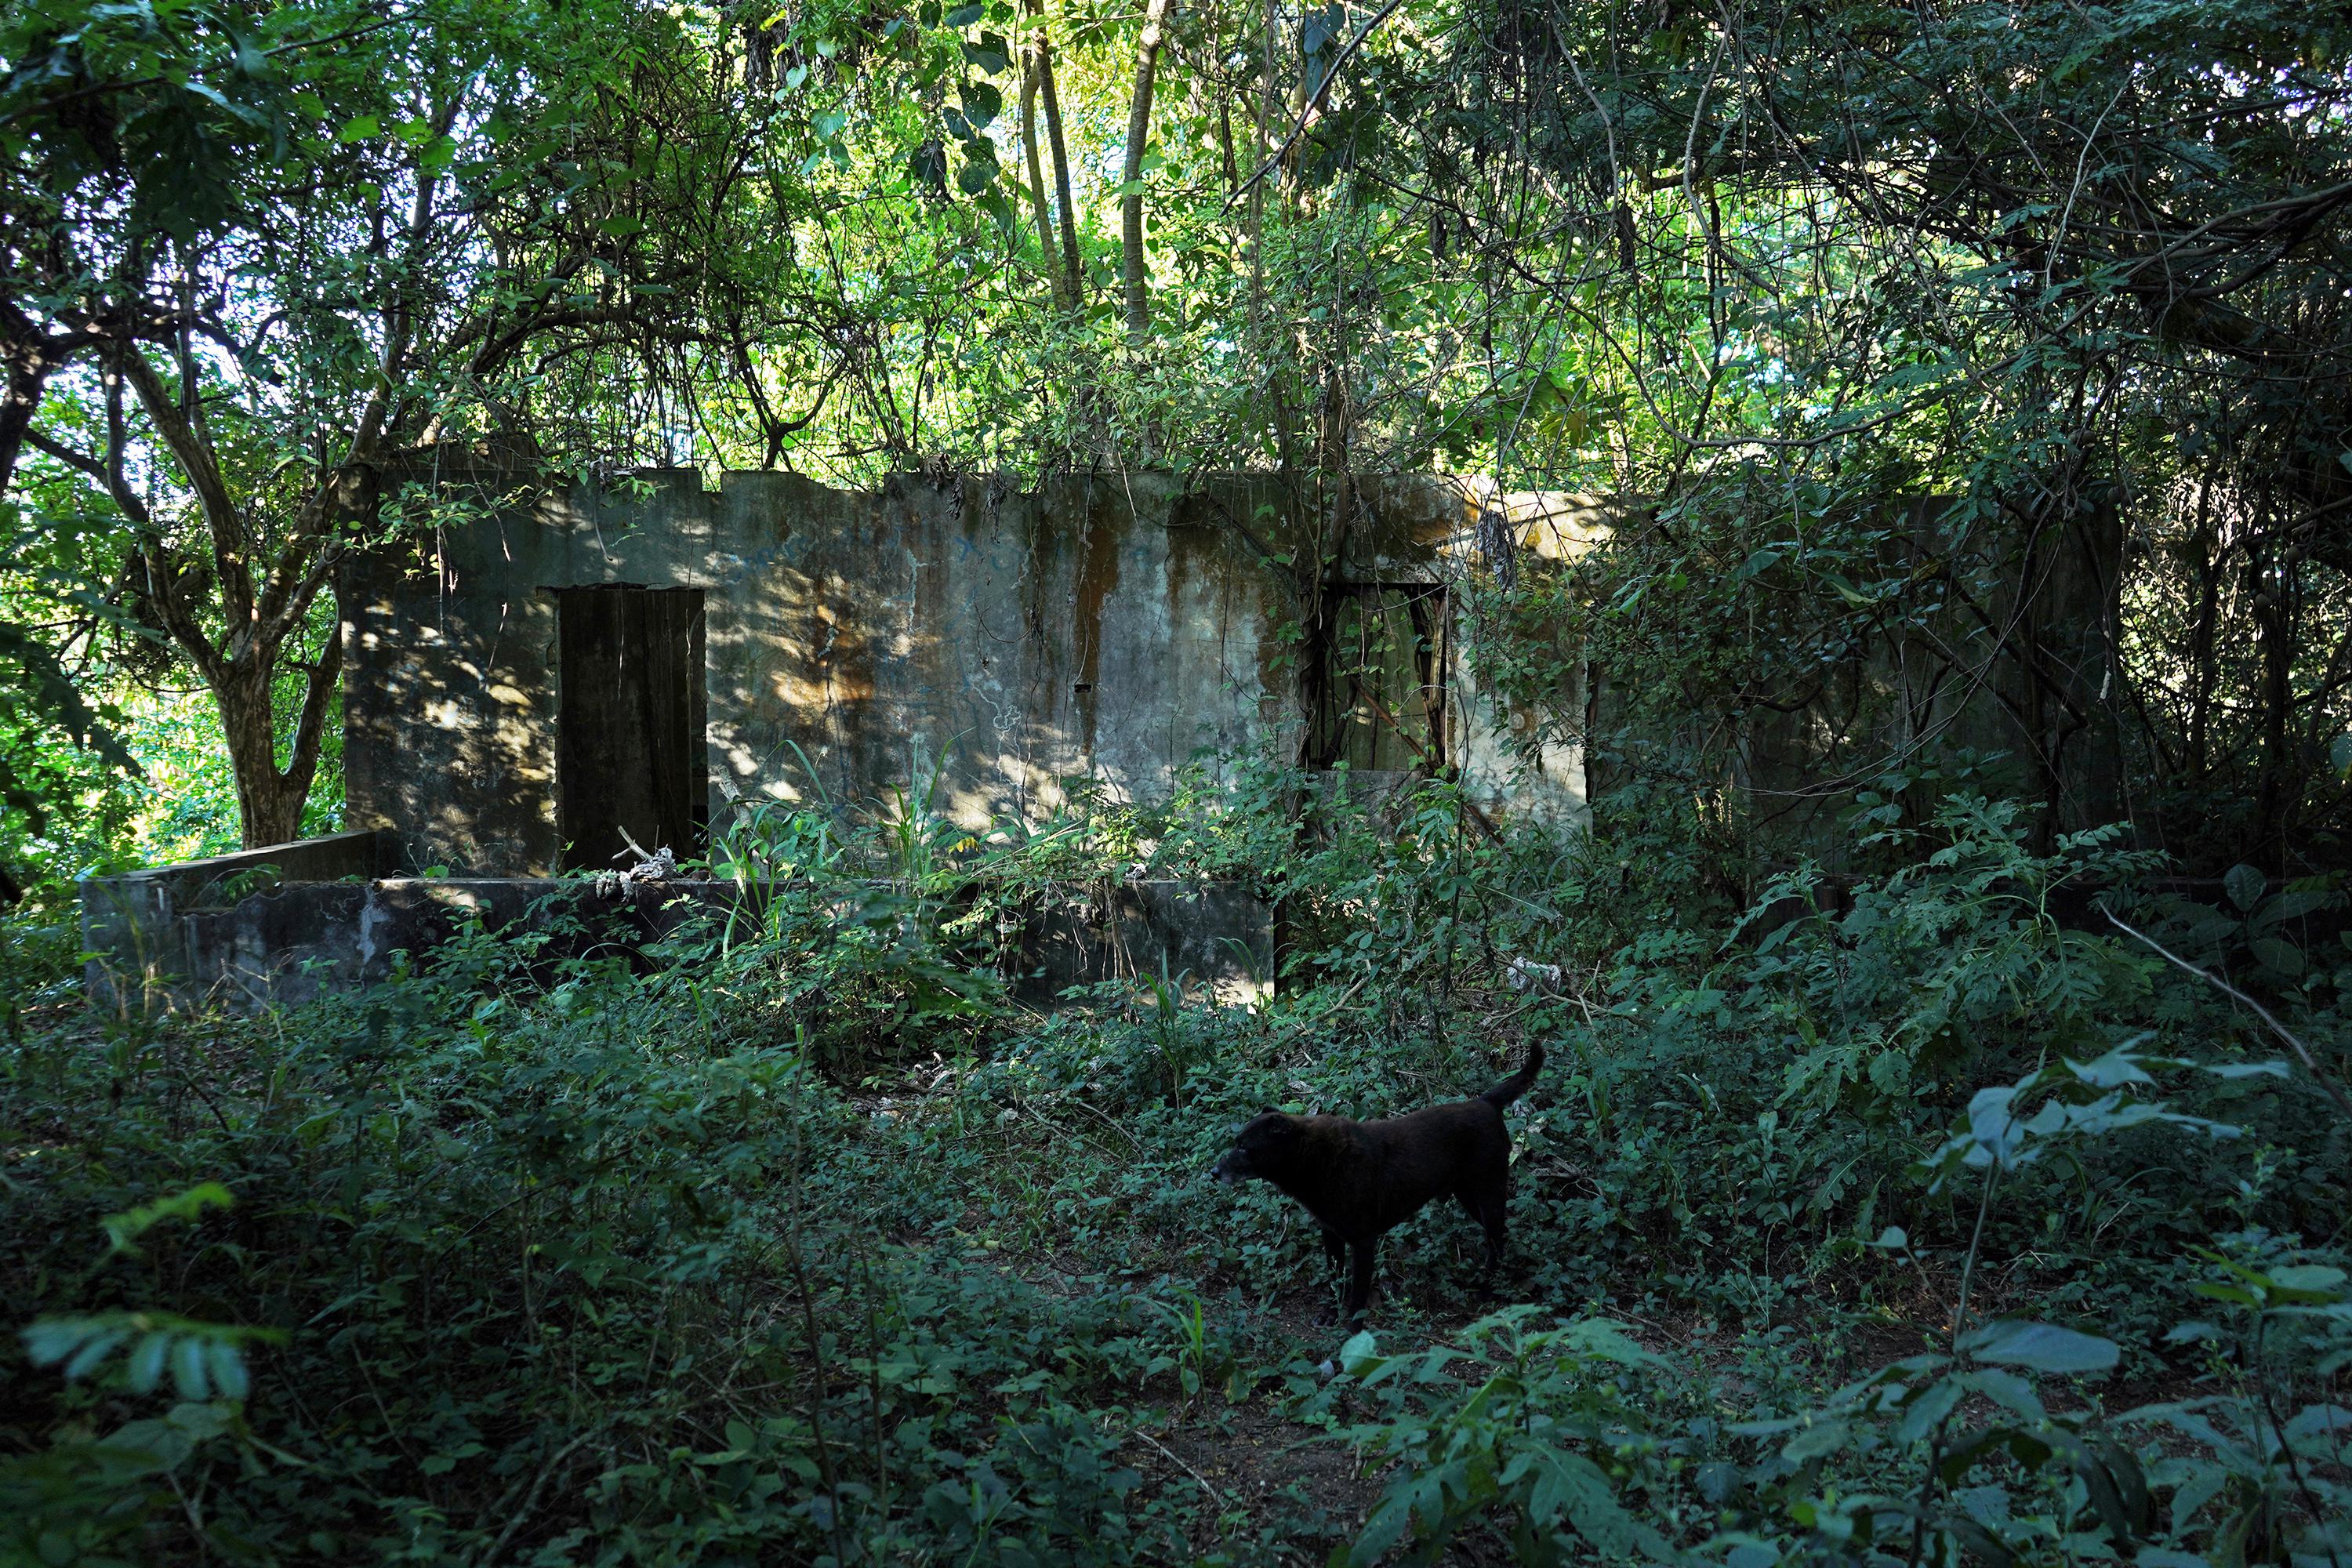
(80, 453), (2126, 1010)
(82, 465), (1602, 1008)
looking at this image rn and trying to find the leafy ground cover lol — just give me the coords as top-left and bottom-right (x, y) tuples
(3, 772), (2347, 1566)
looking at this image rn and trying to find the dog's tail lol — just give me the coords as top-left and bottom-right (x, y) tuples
(1480, 1041), (1545, 1109)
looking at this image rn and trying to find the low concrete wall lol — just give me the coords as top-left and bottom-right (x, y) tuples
(82, 856), (1273, 1014)
(80, 832), (404, 1011)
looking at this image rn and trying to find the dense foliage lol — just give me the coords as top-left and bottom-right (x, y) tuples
(4, 0), (2352, 1562)
(4, 0), (2350, 863)
(5, 768), (2350, 1563)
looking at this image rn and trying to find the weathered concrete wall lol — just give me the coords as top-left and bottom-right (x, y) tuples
(1728, 499), (2126, 851)
(81, 831), (404, 1011)
(342, 466), (1594, 874)
(82, 852), (1273, 1014)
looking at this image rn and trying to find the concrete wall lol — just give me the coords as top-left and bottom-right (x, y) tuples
(81, 831), (403, 1011)
(342, 466), (1595, 875)
(1723, 499), (2126, 851)
(82, 853), (1273, 1014)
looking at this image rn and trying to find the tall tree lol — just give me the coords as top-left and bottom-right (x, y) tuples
(1119, 0), (1176, 336)
(6, 0), (801, 845)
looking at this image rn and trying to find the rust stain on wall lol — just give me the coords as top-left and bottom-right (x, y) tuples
(340, 464), (1595, 867)
(1073, 495), (1123, 760)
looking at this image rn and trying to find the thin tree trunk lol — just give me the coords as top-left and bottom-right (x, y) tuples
(1217, 85), (1237, 194)
(2187, 480), (2219, 778)
(0, 352), (45, 502)
(1018, 39), (1067, 309)
(1026, 0), (1083, 306)
(0, 307), (82, 500)
(217, 667), (298, 848)
(1120, 0), (1176, 339)
(2252, 537), (2297, 861)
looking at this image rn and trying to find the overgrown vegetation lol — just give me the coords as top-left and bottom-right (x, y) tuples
(4, 767), (2347, 1563)
(6, 0), (2352, 1560)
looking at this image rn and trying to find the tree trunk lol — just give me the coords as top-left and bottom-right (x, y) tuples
(0, 307), (76, 500)
(1120, 0), (1175, 339)
(0, 350), (47, 500)
(2186, 480), (2218, 779)
(1026, 0), (1083, 306)
(211, 622), (343, 848)
(1018, 37), (1067, 309)
(2252, 539), (2298, 862)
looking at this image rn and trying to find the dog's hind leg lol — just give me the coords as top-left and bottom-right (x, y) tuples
(1462, 1188), (1508, 1286)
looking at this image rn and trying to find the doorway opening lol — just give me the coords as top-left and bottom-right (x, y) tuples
(1304, 582), (1449, 771)
(555, 586), (708, 871)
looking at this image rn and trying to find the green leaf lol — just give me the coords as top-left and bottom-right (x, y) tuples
(1895, 1376), (1964, 1444)
(2266, 1264), (2347, 1303)
(336, 114), (379, 143)
(961, 34), (1011, 74)
(205, 1340), (249, 1400)
(104, 1184), (234, 1254)
(908, 140), (947, 190)
(2249, 937), (2303, 976)
(942, 2), (984, 26)
(129, 1332), (172, 1393)
(170, 1336), (211, 1401)
(65, 1327), (129, 1381)
(1961, 1321), (2118, 1376)
(2282, 1403), (2352, 1445)
(2223, 863), (2264, 912)
(1959, 1367), (2046, 1423)
(2251, 890), (2329, 930)
(1783, 1417), (1849, 1459)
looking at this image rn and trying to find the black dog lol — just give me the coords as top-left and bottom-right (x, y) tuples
(1210, 1044), (1544, 1323)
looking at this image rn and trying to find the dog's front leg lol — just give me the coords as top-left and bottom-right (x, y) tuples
(1312, 1228), (1351, 1324)
(1341, 1238), (1377, 1326)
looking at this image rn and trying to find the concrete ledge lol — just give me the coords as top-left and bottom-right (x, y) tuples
(80, 832), (405, 1011)
(81, 863), (1272, 1014)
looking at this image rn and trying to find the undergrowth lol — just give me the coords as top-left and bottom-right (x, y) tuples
(3, 767), (2347, 1565)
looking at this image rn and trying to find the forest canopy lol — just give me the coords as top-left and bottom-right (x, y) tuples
(1, 0), (2347, 877)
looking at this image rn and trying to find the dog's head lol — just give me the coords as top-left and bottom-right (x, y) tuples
(1211, 1109), (1301, 1185)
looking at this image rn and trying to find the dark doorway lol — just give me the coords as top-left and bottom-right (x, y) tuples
(1305, 583), (1449, 771)
(556, 586), (708, 871)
